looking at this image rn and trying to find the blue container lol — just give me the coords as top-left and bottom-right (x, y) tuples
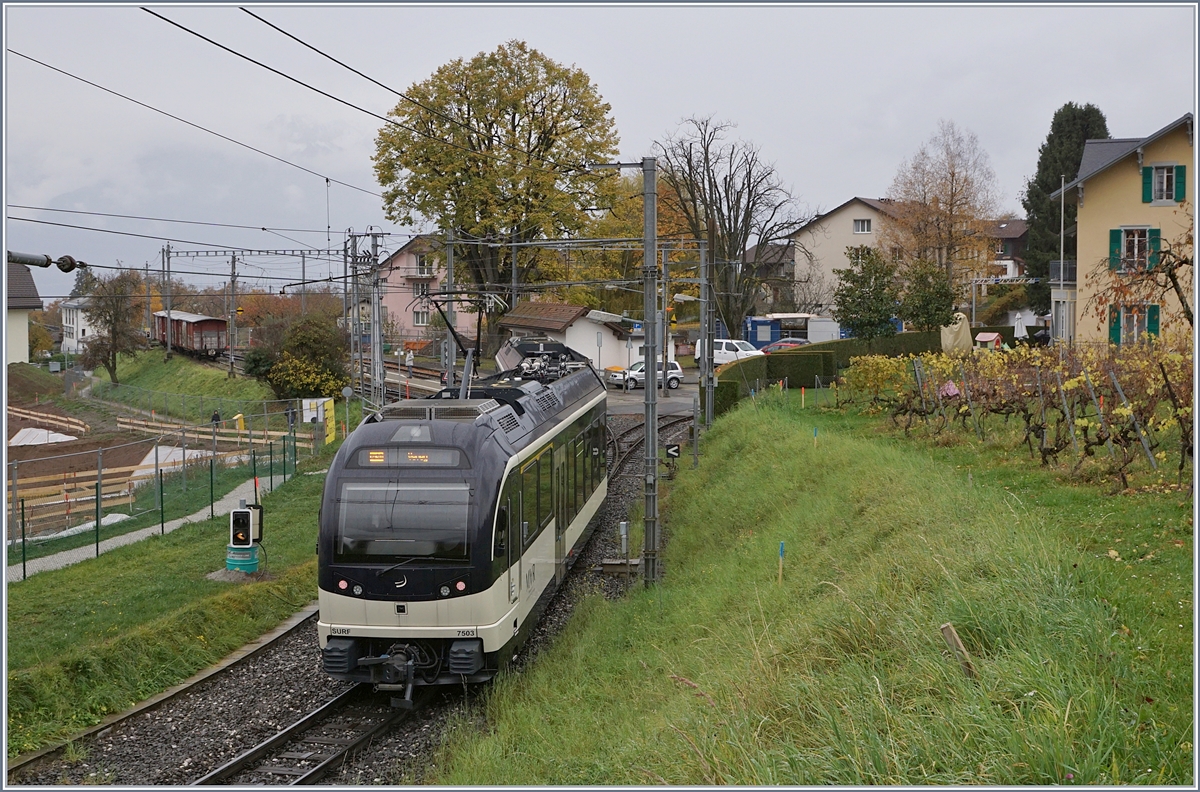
(226, 544), (259, 573)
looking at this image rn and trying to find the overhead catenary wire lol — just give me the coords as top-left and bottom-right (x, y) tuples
(6, 205), (336, 235)
(239, 7), (583, 176)
(6, 48), (381, 198)
(142, 8), (556, 175)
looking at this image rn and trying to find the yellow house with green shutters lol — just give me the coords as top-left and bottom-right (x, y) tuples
(1052, 113), (1193, 345)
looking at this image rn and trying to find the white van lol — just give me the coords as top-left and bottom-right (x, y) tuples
(696, 338), (766, 366)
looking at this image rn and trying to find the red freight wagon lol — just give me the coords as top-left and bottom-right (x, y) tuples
(152, 310), (228, 357)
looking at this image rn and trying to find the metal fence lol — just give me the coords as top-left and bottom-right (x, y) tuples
(89, 380), (307, 438)
(6, 421), (302, 576)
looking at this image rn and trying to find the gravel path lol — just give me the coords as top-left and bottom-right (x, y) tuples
(10, 414), (684, 786)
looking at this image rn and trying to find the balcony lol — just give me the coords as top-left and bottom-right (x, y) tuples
(1049, 259), (1076, 285)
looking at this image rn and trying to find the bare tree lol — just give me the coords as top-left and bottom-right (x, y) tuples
(791, 253), (834, 314)
(656, 116), (812, 338)
(881, 120), (999, 290)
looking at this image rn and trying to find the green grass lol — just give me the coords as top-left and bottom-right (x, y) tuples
(4, 443), (338, 756)
(424, 390), (1192, 785)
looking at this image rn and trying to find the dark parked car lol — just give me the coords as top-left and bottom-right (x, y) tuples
(760, 339), (810, 354)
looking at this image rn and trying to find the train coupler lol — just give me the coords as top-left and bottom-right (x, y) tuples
(390, 657), (416, 709)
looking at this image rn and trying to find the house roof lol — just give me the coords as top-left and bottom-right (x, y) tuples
(790, 197), (896, 237)
(498, 301), (590, 333)
(7, 263), (43, 310)
(987, 219), (1028, 239)
(1051, 113), (1194, 201)
(381, 233), (437, 267)
(744, 242), (794, 265)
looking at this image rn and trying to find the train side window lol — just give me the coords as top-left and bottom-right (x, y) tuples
(494, 497), (507, 558)
(522, 460), (538, 546)
(574, 438), (585, 514)
(538, 450), (553, 528)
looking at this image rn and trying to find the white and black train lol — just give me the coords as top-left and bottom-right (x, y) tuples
(317, 337), (607, 707)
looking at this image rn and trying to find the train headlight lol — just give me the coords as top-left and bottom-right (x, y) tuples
(440, 585), (451, 597)
(352, 584), (363, 596)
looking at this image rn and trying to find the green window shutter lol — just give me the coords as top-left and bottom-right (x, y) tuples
(1109, 308), (1122, 345)
(1109, 229), (1122, 269)
(1148, 228), (1161, 267)
(1142, 167), (1153, 202)
(1147, 304), (1160, 337)
(1175, 165), (1187, 201)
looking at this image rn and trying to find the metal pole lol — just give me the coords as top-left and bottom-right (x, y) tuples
(159, 470), (165, 534)
(642, 156), (660, 586)
(229, 253), (237, 377)
(182, 431), (188, 492)
(95, 482), (101, 558)
(270, 441), (274, 493)
(164, 244), (173, 359)
(95, 447), (103, 557)
(661, 247), (670, 399)
(703, 228), (716, 428)
(1058, 174), (1065, 341)
(371, 232), (384, 406)
(8, 461), (17, 549)
(692, 394), (700, 469)
(1110, 370), (1157, 468)
(252, 449), (258, 504)
(21, 498), (27, 580)
(154, 442), (160, 509)
(210, 458), (215, 520)
(301, 250), (307, 314)
(1057, 370), (1078, 452)
(446, 228), (456, 389)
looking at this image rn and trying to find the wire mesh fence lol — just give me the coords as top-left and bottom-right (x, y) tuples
(89, 381), (305, 437)
(6, 422), (303, 574)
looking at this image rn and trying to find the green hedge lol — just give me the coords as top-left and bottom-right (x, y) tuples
(766, 353), (826, 389)
(699, 380), (741, 419)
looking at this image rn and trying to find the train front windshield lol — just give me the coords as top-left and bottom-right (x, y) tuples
(335, 481), (471, 561)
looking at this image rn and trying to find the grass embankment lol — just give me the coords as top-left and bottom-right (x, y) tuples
(92, 354), (278, 425)
(5, 444), (337, 757)
(6, 362), (62, 404)
(430, 390), (1192, 785)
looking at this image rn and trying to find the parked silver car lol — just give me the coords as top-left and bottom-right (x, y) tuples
(608, 360), (683, 389)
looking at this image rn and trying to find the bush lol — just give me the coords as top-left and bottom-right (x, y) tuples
(267, 352), (350, 399)
(700, 380), (741, 418)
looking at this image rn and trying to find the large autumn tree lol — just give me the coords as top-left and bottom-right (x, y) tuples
(881, 120), (999, 289)
(80, 269), (148, 384)
(373, 40), (620, 349)
(655, 116), (811, 338)
(1021, 102), (1110, 314)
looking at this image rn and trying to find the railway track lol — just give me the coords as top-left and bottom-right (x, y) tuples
(608, 415), (694, 473)
(193, 685), (420, 785)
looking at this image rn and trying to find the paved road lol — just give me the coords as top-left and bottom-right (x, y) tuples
(6, 475), (279, 582)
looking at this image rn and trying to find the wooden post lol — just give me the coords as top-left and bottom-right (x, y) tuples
(939, 622), (977, 679)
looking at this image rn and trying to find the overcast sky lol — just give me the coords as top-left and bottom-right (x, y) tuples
(4, 2), (1196, 305)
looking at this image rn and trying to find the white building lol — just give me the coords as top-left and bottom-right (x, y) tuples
(60, 296), (96, 355)
(497, 302), (667, 370)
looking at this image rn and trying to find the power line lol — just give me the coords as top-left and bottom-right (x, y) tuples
(6, 48), (381, 197)
(143, 8), (515, 170)
(8, 215), (327, 251)
(239, 7), (581, 176)
(6, 204), (333, 234)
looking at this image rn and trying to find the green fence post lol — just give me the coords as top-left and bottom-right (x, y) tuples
(210, 458), (215, 520)
(21, 498), (27, 580)
(94, 482), (101, 558)
(252, 449), (259, 505)
(269, 441), (274, 493)
(159, 470), (165, 535)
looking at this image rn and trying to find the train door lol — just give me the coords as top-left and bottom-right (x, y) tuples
(553, 445), (567, 585)
(514, 488), (524, 604)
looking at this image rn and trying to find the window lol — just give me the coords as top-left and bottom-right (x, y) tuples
(413, 282), (429, 298)
(1109, 228), (1160, 271)
(1124, 229), (1147, 266)
(1143, 164), (1187, 203)
(413, 310), (430, 326)
(1154, 166), (1175, 202)
(415, 254), (434, 277)
(1110, 305), (1160, 345)
(853, 219), (872, 234)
